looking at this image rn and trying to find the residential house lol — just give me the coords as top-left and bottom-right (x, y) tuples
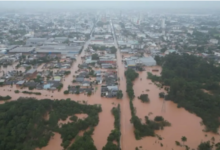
(75, 77), (85, 83)
(54, 76), (62, 82)
(44, 80), (62, 90)
(101, 85), (119, 98)
(210, 39), (218, 44)
(96, 77), (102, 84)
(69, 86), (93, 94)
(24, 81), (39, 89)
(94, 70), (102, 77)
(81, 81), (90, 87)
(25, 69), (37, 80)
(101, 63), (114, 69)
(16, 80), (25, 86)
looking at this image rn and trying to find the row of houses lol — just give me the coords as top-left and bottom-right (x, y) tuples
(101, 71), (119, 98)
(0, 68), (69, 91)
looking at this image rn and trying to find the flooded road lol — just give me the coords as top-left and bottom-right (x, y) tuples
(119, 65), (220, 150)
(0, 39), (119, 150)
(110, 20), (220, 149)
(1, 23), (220, 150)
(3, 50), (219, 150)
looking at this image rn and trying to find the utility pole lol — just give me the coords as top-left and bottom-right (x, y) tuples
(161, 99), (166, 112)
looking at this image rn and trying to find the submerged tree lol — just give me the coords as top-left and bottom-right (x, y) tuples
(197, 141), (212, 150)
(116, 90), (123, 99)
(181, 136), (187, 145)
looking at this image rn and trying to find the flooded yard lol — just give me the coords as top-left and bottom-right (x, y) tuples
(1, 40), (220, 150)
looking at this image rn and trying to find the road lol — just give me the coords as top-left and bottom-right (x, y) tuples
(61, 18), (98, 92)
(110, 18), (131, 150)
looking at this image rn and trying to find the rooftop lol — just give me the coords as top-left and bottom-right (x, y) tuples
(27, 38), (47, 42)
(26, 69), (37, 74)
(9, 47), (35, 53)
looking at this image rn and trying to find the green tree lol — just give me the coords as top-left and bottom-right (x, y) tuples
(154, 116), (164, 122)
(181, 136), (187, 145)
(138, 94), (149, 103)
(92, 54), (99, 60)
(64, 90), (69, 94)
(110, 47), (117, 54)
(116, 90), (123, 99)
(198, 141), (211, 150)
(175, 141), (181, 146)
(160, 47), (167, 53)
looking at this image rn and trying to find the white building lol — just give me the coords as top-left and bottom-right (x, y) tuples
(214, 52), (220, 57)
(126, 56), (156, 67)
(165, 49), (177, 55)
(137, 33), (146, 38)
(210, 39), (218, 44)
(161, 19), (166, 29)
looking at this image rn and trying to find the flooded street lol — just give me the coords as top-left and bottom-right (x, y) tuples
(1, 28), (220, 150)
(0, 40), (119, 150)
(119, 65), (220, 150)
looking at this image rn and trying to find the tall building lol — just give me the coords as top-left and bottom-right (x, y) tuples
(161, 19), (165, 29)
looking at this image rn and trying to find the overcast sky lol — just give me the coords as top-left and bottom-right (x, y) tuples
(0, 1), (220, 11)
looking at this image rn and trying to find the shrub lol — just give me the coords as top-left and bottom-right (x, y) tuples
(14, 90), (20, 93)
(29, 87), (34, 90)
(87, 91), (92, 96)
(64, 90), (69, 94)
(22, 91), (41, 95)
(138, 94), (150, 103)
(154, 116), (164, 122)
(64, 71), (71, 75)
(0, 95), (11, 101)
(159, 92), (165, 98)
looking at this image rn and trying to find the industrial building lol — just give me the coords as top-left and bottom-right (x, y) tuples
(125, 56), (156, 67)
(35, 45), (82, 57)
(8, 47), (35, 55)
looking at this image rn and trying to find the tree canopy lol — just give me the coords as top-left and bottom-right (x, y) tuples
(124, 69), (170, 140)
(92, 54), (99, 60)
(151, 53), (220, 132)
(197, 141), (212, 150)
(138, 94), (150, 103)
(0, 98), (101, 150)
(102, 105), (121, 150)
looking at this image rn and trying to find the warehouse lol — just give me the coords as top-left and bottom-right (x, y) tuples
(8, 47), (35, 55)
(26, 38), (47, 46)
(125, 56), (156, 67)
(35, 45), (81, 57)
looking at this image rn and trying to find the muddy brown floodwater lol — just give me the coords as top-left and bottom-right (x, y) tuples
(122, 66), (220, 150)
(36, 132), (62, 150)
(115, 46), (220, 150)
(58, 116), (73, 128)
(0, 41), (119, 150)
(1, 38), (220, 150)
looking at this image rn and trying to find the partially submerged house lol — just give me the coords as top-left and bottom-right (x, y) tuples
(25, 69), (37, 80)
(101, 85), (119, 98)
(68, 86), (94, 94)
